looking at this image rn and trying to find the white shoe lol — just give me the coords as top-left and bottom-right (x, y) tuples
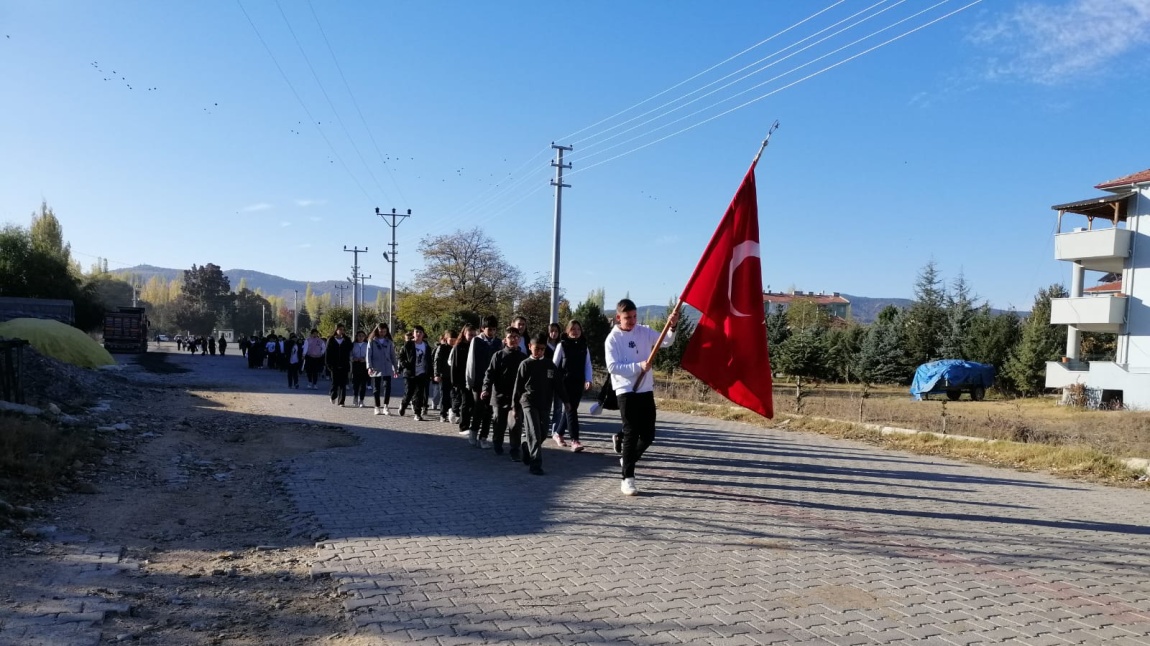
(374, 407), (381, 415)
(448, 412), (458, 424)
(621, 478), (638, 496)
(589, 402), (603, 416)
(382, 407), (391, 416)
(358, 400), (365, 408)
(480, 439), (491, 450)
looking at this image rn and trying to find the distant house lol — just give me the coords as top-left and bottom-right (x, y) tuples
(1045, 167), (1150, 409)
(763, 290), (851, 320)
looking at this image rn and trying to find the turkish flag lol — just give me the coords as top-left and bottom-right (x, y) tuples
(680, 162), (773, 418)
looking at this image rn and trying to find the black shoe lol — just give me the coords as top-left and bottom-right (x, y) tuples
(520, 442), (530, 465)
(493, 444), (504, 455)
(529, 466), (545, 476)
(399, 406), (406, 417)
(612, 432), (623, 454)
(414, 413), (423, 421)
(509, 450), (521, 462)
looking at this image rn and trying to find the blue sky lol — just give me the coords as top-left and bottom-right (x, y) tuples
(2, 0), (1149, 312)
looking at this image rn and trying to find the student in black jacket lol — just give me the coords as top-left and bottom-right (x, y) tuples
(448, 325), (475, 435)
(324, 324), (353, 406)
(513, 333), (570, 475)
(482, 327), (526, 459)
(432, 330), (455, 423)
(397, 326), (433, 421)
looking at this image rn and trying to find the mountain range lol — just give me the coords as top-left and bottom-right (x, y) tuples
(115, 265), (389, 306)
(114, 265), (1012, 324)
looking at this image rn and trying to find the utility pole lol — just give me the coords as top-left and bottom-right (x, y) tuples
(358, 275), (372, 318)
(376, 207), (411, 334)
(550, 143), (572, 325)
(293, 289), (299, 334)
(261, 304), (266, 337)
(334, 283), (348, 308)
(344, 245), (368, 334)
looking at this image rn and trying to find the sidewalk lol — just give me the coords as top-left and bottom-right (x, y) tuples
(276, 370), (1150, 645)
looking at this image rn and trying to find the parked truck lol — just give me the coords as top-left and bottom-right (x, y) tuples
(103, 307), (149, 353)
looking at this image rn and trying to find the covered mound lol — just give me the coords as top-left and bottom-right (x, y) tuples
(0, 318), (115, 369)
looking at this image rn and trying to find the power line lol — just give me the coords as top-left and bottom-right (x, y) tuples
(567, 0), (984, 178)
(306, 0), (409, 208)
(235, 0), (374, 203)
(557, 0), (849, 144)
(568, 0), (904, 154)
(275, 0), (391, 204)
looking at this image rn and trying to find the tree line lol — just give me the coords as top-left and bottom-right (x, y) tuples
(2, 205), (1082, 398)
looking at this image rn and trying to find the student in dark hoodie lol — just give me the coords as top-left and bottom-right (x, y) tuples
(482, 327), (526, 460)
(465, 316), (501, 449)
(324, 324), (353, 406)
(448, 325), (476, 435)
(512, 333), (570, 475)
(397, 325), (433, 421)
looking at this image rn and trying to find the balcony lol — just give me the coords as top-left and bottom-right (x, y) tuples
(1054, 227), (1133, 274)
(1049, 295), (1127, 333)
(1045, 360), (1088, 389)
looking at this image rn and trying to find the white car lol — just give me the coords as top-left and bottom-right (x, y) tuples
(157, 335), (170, 342)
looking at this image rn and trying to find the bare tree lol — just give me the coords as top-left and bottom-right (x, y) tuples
(413, 228), (523, 317)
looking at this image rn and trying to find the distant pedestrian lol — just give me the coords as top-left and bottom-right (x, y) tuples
(448, 324), (476, 433)
(513, 333), (570, 476)
(325, 324), (353, 406)
(367, 323), (396, 415)
(208, 336), (217, 356)
(285, 333), (302, 389)
(218, 335), (228, 356)
(465, 316), (501, 448)
(350, 330), (369, 408)
(397, 326), (432, 420)
(238, 335), (248, 357)
(432, 330), (456, 423)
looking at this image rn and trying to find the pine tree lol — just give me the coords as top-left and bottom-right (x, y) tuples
(939, 271), (976, 359)
(904, 260), (947, 366)
(856, 306), (909, 385)
(1002, 284), (1068, 396)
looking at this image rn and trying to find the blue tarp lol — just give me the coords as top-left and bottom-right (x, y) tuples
(910, 360), (995, 400)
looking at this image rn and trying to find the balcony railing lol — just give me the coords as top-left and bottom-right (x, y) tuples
(1054, 227), (1133, 274)
(1050, 295), (1127, 333)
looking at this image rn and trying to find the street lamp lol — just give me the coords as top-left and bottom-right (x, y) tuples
(376, 207), (410, 335)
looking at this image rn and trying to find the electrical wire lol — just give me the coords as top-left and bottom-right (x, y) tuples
(235, 0), (374, 203)
(557, 0), (849, 144)
(275, 0), (392, 205)
(570, 0), (956, 169)
(306, 0), (409, 209)
(570, 0), (901, 151)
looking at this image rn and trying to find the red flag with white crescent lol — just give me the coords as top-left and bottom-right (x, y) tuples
(680, 162), (773, 418)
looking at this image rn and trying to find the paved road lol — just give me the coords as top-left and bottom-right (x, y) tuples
(171, 347), (1150, 644)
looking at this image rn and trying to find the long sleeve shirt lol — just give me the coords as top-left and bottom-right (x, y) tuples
(483, 347), (527, 403)
(512, 356), (567, 410)
(605, 324), (674, 395)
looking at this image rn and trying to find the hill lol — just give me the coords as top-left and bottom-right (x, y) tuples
(113, 265), (389, 304)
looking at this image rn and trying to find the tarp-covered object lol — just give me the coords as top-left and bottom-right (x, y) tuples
(0, 318), (115, 369)
(910, 360), (994, 400)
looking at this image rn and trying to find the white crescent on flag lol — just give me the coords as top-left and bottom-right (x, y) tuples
(728, 240), (760, 317)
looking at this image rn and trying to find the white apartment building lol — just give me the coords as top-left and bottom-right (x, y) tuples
(1046, 168), (1150, 409)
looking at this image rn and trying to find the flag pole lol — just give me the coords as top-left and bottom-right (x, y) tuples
(632, 121), (780, 388)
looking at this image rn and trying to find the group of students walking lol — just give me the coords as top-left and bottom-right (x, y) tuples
(245, 298), (678, 494)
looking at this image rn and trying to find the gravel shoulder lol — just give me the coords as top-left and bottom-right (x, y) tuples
(0, 345), (380, 645)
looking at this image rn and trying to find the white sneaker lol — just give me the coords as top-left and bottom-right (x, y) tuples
(374, 407), (382, 415)
(382, 407), (391, 416)
(480, 439), (492, 450)
(621, 478), (638, 496)
(448, 412), (458, 424)
(358, 400), (365, 408)
(589, 402), (603, 416)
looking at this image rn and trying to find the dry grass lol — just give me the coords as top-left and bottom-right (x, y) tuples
(655, 371), (1150, 486)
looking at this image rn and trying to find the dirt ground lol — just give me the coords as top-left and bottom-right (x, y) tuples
(0, 351), (381, 645)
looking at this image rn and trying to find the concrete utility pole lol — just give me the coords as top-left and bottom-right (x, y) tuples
(334, 283), (348, 308)
(344, 245), (368, 334)
(261, 305), (266, 337)
(550, 143), (572, 325)
(376, 207), (411, 334)
(358, 275), (372, 318)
